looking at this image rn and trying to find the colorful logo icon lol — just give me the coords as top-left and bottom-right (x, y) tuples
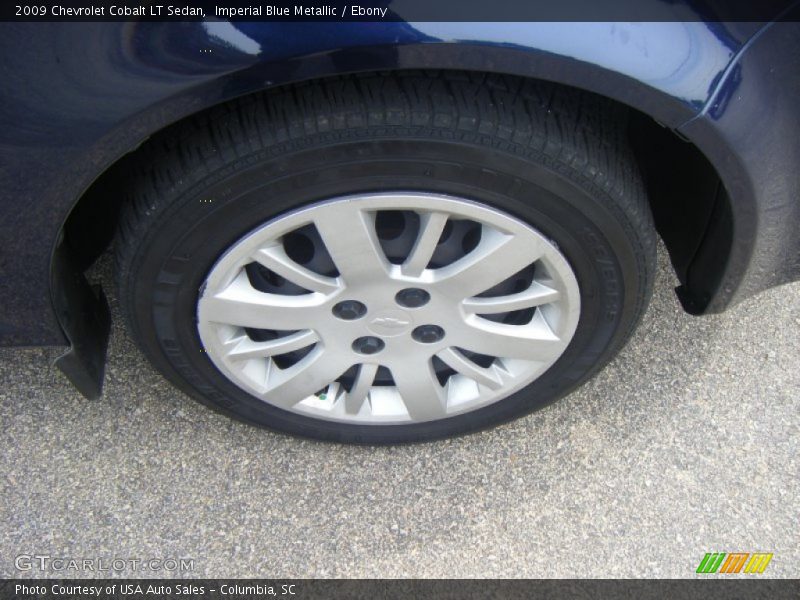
(696, 552), (773, 574)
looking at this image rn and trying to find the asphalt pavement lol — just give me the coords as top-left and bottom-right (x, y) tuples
(1, 248), (798, 578)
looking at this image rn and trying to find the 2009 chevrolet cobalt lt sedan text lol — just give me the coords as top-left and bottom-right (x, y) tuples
(1, 11), (799, 443)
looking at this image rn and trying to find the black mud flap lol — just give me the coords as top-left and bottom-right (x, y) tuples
(51, 242), (111, 399)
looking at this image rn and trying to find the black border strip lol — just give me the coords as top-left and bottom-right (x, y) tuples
(3, 0), (800, 22)
(3, 579), (800, 600)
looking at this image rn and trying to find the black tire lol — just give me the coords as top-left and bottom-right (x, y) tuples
(116, 71), (656, 444)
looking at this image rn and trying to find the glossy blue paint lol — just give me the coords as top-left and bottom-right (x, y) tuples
(0, 14), (796, 347)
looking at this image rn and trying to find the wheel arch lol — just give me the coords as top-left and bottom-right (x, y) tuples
(51, 48), (730, 396)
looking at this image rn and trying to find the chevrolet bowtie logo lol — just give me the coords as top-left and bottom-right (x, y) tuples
(370, 316), (410, 327)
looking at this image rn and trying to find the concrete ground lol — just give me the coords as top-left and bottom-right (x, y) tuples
(1, 249), (798, 578)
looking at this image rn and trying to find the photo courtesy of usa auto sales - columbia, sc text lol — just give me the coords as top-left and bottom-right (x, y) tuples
(40, 4), (389, 17)
(15, 583), (297, 597)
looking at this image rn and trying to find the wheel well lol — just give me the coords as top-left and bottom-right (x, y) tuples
(627, 111), (731, 313)
(61, 70), (729, 313)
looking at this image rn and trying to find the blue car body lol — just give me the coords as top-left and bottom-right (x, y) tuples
(0, 6), (798, 396)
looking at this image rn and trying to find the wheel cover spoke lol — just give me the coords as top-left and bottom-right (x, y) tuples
(436, 347), (504, 390)
(262, 347), (351, 409)
(223, 329), (320, 361)
(198, 272), (328, 331)
(454, 312), (568, 363)
(462, 281), (560, 315)
(197, 192), (580, 425)
(390, 359), (448, 421)
(312, 204), (390, 283)
(401, 211), (449, 277)
(252, 245), (339, 294)
(431, 228), (543, 299)
(344, 363), (379, 415)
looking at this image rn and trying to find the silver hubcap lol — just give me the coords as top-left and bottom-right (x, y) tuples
(197, 193), (580, 424)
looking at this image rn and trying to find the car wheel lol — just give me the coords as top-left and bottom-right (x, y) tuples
(116, 72), (656, 443)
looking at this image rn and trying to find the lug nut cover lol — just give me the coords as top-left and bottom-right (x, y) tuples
(395, 287), (431, 308)
(352, 336), (385, 355)
(332, 300), (367, 320)
(412, 324), (445, 343)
